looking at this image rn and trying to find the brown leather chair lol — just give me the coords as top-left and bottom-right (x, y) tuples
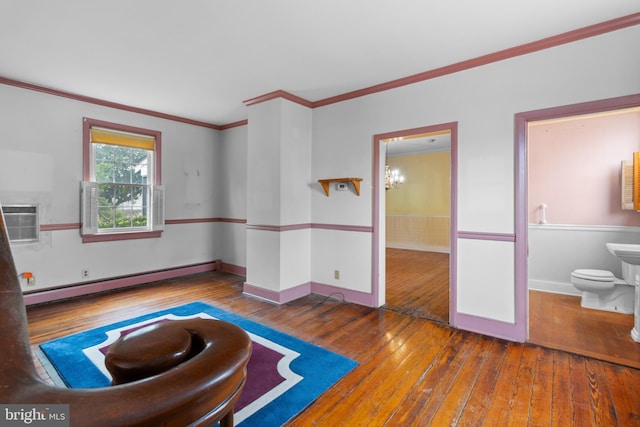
(0, 208), (252, 427)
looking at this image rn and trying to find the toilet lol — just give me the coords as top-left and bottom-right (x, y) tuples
(571, 268), (635, 314)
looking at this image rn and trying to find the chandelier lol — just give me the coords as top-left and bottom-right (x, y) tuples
(384, 140), (405, 190)
(385, 164), (404, 190)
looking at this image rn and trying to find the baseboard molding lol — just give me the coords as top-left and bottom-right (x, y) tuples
(23, 261), (221, 306)
(243, 282), (311, 304)
(242, 280), (377, 307)
(311, 282), (377, 307)
(528, 279), (581, 296)
(220, 262), (246, 276)
(386, 243), (450, 253)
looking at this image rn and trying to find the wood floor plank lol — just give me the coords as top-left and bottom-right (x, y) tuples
(427, 334), (495, 425)
(505, 344), (538, 426)
(569, 354), (598, 427)
(288, 317), (430, 426)
(455, 339), (509, 426)
(528, 345), (554, 426)
(388, 330), (479, 425)
(340, 320), (454, 425)
(325, 309), (415, 362)
(481, 342), (527, 425)
(286, 311), (419, 426)
(585, 358), (623, 427)
(605, 364), (640, 426)
(551, 351), (574, 426)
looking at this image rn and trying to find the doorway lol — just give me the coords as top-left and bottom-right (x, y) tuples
(372, 123), (458, 324)
(515, 94), (640, 367)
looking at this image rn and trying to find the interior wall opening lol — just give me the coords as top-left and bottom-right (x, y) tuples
(381, 129), (452, 323)
(524, 104), (640, 369)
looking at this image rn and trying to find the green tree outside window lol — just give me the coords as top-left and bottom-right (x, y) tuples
(94, 144), (150, 229)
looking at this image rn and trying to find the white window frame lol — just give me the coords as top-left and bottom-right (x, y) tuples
(81, 117), (164, 243)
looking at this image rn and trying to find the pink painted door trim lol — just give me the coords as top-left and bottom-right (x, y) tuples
(515, 93), (640, 342)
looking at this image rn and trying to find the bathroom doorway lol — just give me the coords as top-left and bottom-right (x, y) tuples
(517, 96), (640, 368)
(378, 125), (454, 324)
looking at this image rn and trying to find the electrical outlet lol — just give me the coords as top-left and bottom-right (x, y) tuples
(22, 272), (35, 286)
(82, 269), (90, 279)
(334, 270), (340, 280)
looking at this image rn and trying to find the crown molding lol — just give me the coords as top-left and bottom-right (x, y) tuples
(244, 13), (640, 111)
(2, 12), (638, 129)
(219, 119), (248, 130)
(312, 12), (640, 108)
(0, 76), (223, 130)
(243, 90), (314, 108)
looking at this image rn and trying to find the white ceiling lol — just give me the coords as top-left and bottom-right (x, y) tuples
(385, 133), (451, 157)
(0, 1), (637, 126)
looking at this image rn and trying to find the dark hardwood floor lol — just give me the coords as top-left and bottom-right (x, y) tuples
(385, 247), (449, 323)
(26, 270), (640, 426)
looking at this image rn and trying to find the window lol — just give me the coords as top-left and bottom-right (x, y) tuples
(82, 118), (164, 243)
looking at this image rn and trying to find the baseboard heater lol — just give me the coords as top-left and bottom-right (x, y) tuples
(23, 260), (222, 306)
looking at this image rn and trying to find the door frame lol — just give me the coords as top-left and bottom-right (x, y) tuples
(515, 93), (640, 341)
(372, 122), (458, 319)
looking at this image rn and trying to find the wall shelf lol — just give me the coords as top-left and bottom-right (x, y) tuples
(318, 178), (363, 196)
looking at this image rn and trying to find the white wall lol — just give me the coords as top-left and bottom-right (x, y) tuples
(309, 25), (640, 322)
(219, 125), (248, 268)
(311, 229), (372, 293)
(0, 84), (222, 291)
(245, 98), (312, 292)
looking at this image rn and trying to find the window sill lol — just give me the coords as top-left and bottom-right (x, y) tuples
(82, 230), (162, 243)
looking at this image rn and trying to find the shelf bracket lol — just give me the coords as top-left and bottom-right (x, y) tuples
(318, 178), (363, 196)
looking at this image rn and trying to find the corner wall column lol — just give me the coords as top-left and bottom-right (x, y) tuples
(244, 96), (312, 302)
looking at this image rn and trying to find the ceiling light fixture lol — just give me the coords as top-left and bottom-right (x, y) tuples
(385, 142), (405, 191)
(385, 164), (405, 190)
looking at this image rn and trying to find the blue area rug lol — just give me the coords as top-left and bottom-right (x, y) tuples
(39, 302), (357, 426)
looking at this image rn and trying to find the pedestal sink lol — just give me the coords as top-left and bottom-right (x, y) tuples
(606, 243), (640, 343)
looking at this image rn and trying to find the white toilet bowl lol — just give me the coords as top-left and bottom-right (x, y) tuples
(571, 269), (635, 314)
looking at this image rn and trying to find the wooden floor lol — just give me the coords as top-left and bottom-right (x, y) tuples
(385, 248), (640, 370)
(26, 271), (640, 426)
(529, 290), (640, 369)
(385, 248), (449, 323)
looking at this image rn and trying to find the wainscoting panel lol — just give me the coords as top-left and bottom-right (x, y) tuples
(386, 215), (450, 253)
(528, 224), (640, 295)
